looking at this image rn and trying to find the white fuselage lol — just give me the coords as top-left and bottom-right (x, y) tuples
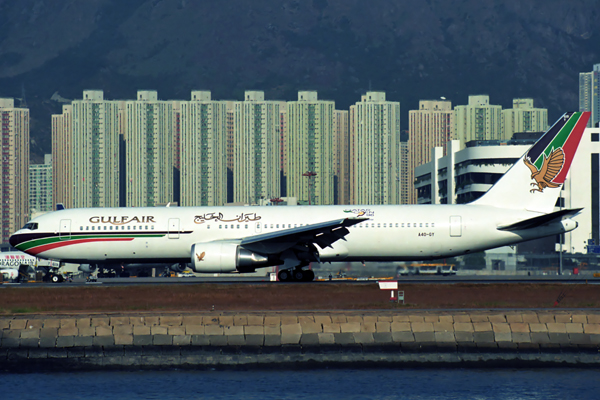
(10, 204), (576, 266)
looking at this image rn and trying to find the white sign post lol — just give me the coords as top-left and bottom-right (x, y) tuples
(378, 281), (402, 303)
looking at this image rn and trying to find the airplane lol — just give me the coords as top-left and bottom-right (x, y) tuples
(9, 111), (590, 282)
(0, 251), (38, 282)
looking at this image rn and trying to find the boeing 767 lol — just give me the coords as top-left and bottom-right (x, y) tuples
(9, 112), (590, 281)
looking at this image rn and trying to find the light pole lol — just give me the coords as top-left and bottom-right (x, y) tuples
(302, 171), (317, 205)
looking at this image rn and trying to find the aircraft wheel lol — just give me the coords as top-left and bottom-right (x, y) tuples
(304, 270), (315, 282)
(293, 269), (305, 281)
(278, 269), (291, 282)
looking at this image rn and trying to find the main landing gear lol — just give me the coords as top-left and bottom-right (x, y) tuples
(43, 270), (64, 283)
(278, 268), (315, 282)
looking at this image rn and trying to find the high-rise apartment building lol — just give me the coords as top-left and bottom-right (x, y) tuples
(333, 110), (349, 204)
(399, 141), (409, 205)
(52, 104), (73, 209)
(286, 91), (335, 205)
(407, 100), (454, 204)
(172, 100), (181, 205)
(0, 98), (29, 244)
(233, 91), (283, 204)
(29, 154), (53, 216)
(123, 90), (174, 207)
(579, 64), (600, 128)
(280, 109), (287, 184)
(454, 95), (503, 145)
(69, 90), (120, 208)
(502, 98), (548, 139)
(180, 91), (228, 206)
(225, 101), (235, 173)
(349, 92), (401, 205)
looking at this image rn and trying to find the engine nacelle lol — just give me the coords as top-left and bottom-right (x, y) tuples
(78, 264), (97, 273)
(1, 269), (18, 280)
(169, 263), (188, 273)
(191, 242), (270, 273)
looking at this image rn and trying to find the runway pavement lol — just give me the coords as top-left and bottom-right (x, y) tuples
(3, 274), (599, 287)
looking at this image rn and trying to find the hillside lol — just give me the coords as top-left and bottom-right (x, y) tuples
(0, 0), (598, 161)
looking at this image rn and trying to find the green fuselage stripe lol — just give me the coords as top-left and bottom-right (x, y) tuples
(17, 234), (165, 252)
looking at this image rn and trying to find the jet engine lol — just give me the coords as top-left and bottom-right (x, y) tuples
(191, 242), (271, 273)
(78, 264), (97, 273)
(169, 263), (188, 273)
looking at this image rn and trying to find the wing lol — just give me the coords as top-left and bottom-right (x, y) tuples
(239, 218), (367, 255)
(539, 148), (564, 184)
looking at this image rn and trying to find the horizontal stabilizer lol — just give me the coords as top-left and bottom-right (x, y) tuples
(497, 208), (582, 231)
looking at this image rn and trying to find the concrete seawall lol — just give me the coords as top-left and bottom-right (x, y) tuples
(2, 310), (600, 371)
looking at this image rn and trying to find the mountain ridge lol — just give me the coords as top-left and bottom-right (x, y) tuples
(0, 0), (598, 161)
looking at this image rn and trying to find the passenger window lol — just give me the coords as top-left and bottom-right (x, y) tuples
(104, 226), (107, 231)
(219, 225), (222, 229)
(377, 223), (381, 228)
(245, 224), (248, 229)
(432, 223), (435, 228)
(383, 223), (386, 228)
(237, 225), (240, 229)
(270, 224), (273, 229)
(420, 223), (423, 228)
(425, 223), (428, 228)
(110, 226), (113, 230)
(276, 224), (279, 228)
(92, 226), (95, 231)
(207, 225), (211, 229)
(145, 226), (148, 230)
(395, 223), (398, 227)
(407, 223), (411, 228)
(127, 226), (131, 230)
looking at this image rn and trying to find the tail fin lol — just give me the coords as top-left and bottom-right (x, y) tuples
(471, 111), (590, 213)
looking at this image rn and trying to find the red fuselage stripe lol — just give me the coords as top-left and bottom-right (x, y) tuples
(28, 238), (134, 256)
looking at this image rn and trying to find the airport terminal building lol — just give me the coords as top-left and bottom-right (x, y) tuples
(414, 128), (600, 254)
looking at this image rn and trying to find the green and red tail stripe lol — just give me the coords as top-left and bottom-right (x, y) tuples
(526, 111), (590, 185)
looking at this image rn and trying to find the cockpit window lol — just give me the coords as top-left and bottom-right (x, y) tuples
(23, 222), (38, 230)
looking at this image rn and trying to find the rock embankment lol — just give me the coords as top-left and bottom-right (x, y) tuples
(1, 311), (600, 370)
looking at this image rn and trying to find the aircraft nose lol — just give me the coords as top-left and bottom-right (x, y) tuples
(9, 233), (21, 248)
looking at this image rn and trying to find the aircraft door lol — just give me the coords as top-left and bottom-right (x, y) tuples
(449, 216), (462, 237)
(59, 219), (71, 240)
(168, 218), (180, 239)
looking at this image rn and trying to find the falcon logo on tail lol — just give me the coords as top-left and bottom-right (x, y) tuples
(524, 148), (564, 193)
